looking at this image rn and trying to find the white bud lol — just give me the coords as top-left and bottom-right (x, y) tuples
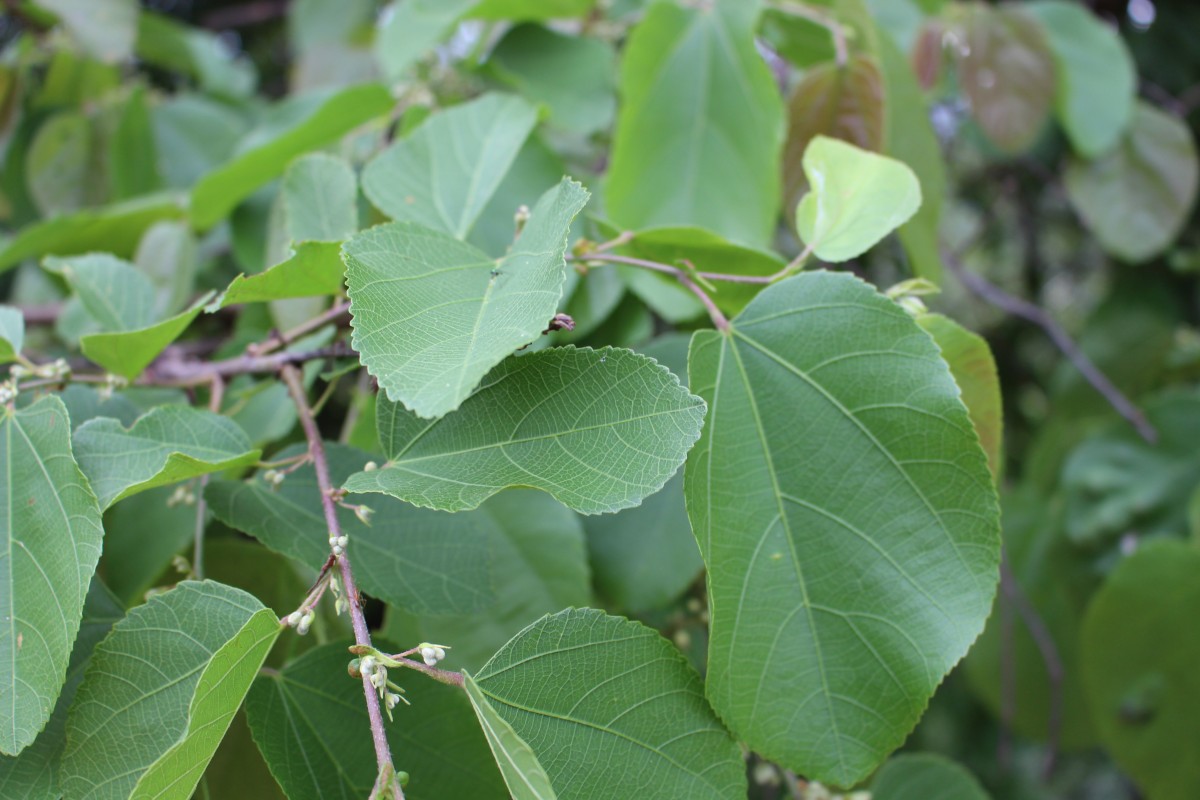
(420, 646), (437, 666)
(354, 505), (374, 526)
(335, 596), (348, 615)
(371, 666), (387, 688)
(328, 536), (338, 547)
(386, 692), (400, 710)
(297, 610), (314, 635)
(363, 461), (378, 472)
(336, 535), (348, 548)
(433, 647), (445, 662)
(286, 611), (303, 627)
(332, 545), (344, 556)
(360, 656), (377, 674)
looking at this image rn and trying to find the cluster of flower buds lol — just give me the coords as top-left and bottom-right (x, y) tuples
(261, 468), (287, 489)
(166, 484), (197, 507)
(418, 642), (447, 667)
(9, 357), (70, 382)
(329, 533), (349, 557)
(285, 607), (316, 635)
(0, 381), (17, 405)
(98, 373), (128, 400)
(329, 574), (348, 616)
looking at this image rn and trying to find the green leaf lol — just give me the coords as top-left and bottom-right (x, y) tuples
(78, 293), (213, 380)
(190, 84), (393, 230)
(345, 177), (589, 419)
(685, 271), (1000, 786)
(782, 56), (885, 217)
(871, 753), (991, 800)
(210, 242), (344, 308)
(467, 135), (569, 257)
(134, 221), (197, 319)
(382, 489), (590, 672)
(26, 111), (92, 217)
(111, 86), (163, 200)
(151, 95), (249, 189)
(346, 346), (705, 514)
(0, 306), (25, 363)
(246, 641), (506, 800)
(0, 193), (185, 274)
(0, 396), (105, 756)
(606, 0), (784, 247)
(43, 253), (157, 332)
(585, 334), (703, 612)
(61, 581), (280, 800)
(1082, 540), (1200, 800)
(206, 443), (493, 616)
(462, 674), (556, 800)
(34, 0), (138, 63)
(1064, 102), (1199, 264)
(795, 136), (922, 262)
(361, 93), (538, 239)
(1026, 1), (1136, 158)
(487, 25), (616, 135)
(73, 406), (262, 510)
(958, 5), (1054, 154)
(467, 608), (746, 799)
(282, 153), (358, 243)
(373, 0), (478, 82)
(0, 579), (123, 800)
(918, 313), (1003, 478)
(1061, 390), (1200, 547)
(469, 0), (594, 19)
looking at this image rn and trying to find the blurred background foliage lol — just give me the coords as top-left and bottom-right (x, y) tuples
(1, 0), (1198, 798)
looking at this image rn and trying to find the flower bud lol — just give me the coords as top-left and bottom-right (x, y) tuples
(360, 656), (377, 675)
(354, 505), (374, 526)
(348, 658), (362, 678)
(286, 610), (303, 627)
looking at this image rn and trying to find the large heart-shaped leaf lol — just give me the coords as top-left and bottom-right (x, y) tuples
(685, 271), (1000, 786)
(1082, 540), (1200, 800)
(466, 608), (746, 799)
(795, 136), (921, 262)
(344, 178), (589, 418)
(61, 581), (280, 800)
(0, 396), (104, 756)
(73, 406), (261, 509)
(206, 443), (493, 616)
(605, 0), (783, 247)
(344, 346), (705, 514)
(362, 93), (537, 238)
(246, 641), (506, 800)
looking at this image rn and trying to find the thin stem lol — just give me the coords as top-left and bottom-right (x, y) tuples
(191, 376), (224, 580)
(768, 1), (848, 66)
(390, 656), (465, 688)
(568, 253), (731, 330)
(281, 365), (404, 800)
(151, 343), (355, 386)
(249, 300), (352, 357)
(943, 248), (1157, 443)
(1002, 557), (1064, 779)
(570, 252), (775, 284)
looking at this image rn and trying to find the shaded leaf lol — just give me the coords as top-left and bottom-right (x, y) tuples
(1027, 1), (1136, 158)
(61, 581), (280, 800)
(0, 396), (104, 757)
(795, 136), (921, 262)
(467, 608), (746, 799)
(871, 753), (991, 800)
(373, 0), (478, 83)
(133, 220), (197, 318)
(345, 178), (589, 418)
(246, 641), (506, 800)
(135, 13), (256, 100)
(26, 111), (92, 216)
(959, 5), (1054, 154)
(918, 313), (1002, 478)
(1064, 103), (1198, 263)
(1061, 390), (1200, 547)
(685, 271), (1000, 786)
(347, 346), (705, 514)
(73, 406), (261, 510)
(0, 306), (25, 362)
(1082, 540), (1200, 800)
(101, 484), (197, 605)
(0, 194), (185, 273)
(382, 489), (590, 672)
(487, 25), (616, 135)
(151, 95), (248, 189)
(0, 579), (123, 799)
(282, 153), (358, 243)
(111, 86), (162, 200)
(206, 443), (493, 616)
(190, 84), (392, 230)
(362, 93), (538, 239)
(606, 1), (784, 247)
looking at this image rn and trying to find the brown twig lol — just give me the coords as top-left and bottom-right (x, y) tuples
(1002, 557), (1064, 779)
(150, 342), (354, 385)
(942, 247), (1157, 442)
(248, 300), (352, 357)
(281, 365), (403, 800)
(570, 252), (775, 285)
